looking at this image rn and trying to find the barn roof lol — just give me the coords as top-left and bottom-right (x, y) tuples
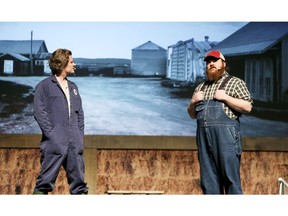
(0, 40), (48, 55)
(0, 53), (30, 61)
(213, 22), (288, 56)
(132, 41), (166, 51)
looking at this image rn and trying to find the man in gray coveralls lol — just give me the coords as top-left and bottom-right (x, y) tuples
(32, 48), (88, 194)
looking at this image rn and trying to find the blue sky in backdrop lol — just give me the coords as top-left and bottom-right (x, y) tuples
(0, 22), (247, 59)
(0, 1), (284, 59)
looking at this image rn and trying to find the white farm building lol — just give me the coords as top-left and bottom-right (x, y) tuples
(131, 41), (167, 77)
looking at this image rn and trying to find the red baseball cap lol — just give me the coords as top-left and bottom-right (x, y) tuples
(204, 50), (226, 61)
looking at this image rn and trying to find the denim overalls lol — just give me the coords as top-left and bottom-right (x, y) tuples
(195, 76), (243, 194)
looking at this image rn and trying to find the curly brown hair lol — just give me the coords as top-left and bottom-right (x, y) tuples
(49, 48), (72, 75)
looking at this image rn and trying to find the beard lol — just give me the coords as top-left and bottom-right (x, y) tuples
(206, 67), (225, 82)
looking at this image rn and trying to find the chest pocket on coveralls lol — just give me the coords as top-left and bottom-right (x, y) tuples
(49, 90), (65, 113)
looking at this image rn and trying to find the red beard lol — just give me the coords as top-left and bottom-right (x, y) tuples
(206, 67), (224, 82)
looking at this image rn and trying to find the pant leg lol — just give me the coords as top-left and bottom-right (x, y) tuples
(63, 131), (88, 194)
(34, 126), (69, 194)
(63, 147), (88, 194)
(196, 127), (223, 194)
(217, 125), (243, 194)
(33, 152), (66, 193)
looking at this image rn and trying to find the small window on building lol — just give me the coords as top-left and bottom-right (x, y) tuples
(4, 60), (13, 74)
(35, 60), (44, 66)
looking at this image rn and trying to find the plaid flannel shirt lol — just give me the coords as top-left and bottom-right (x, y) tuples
(193, 72), (253, 119)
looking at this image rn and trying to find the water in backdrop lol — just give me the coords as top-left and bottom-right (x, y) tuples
(0, 76), (287, 137)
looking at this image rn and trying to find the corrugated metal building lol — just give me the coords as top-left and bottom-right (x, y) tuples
(131, 41), (167, 77)
(212, 22), (288, 104)
(167, 36), (217, 82)
(0, 40), (50, 76)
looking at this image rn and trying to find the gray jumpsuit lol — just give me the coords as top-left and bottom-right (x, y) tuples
(33, 75), (88, 194)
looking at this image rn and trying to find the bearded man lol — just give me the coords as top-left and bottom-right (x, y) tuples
(187, 50), (253, 194)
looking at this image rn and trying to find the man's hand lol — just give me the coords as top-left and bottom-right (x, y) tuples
(214, 89), (252, 113)
(193, 91), (204, 103)
(214, 89), (227, 101)
(187, 91), (204, 119)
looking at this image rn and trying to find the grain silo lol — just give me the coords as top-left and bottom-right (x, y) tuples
(131, 41), (167, 77)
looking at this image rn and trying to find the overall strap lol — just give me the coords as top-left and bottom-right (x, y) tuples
(218, 75), (233, 90)
(200, 82), (208, 91)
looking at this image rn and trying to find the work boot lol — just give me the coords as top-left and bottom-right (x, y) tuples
(32, 191), (48, 195)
